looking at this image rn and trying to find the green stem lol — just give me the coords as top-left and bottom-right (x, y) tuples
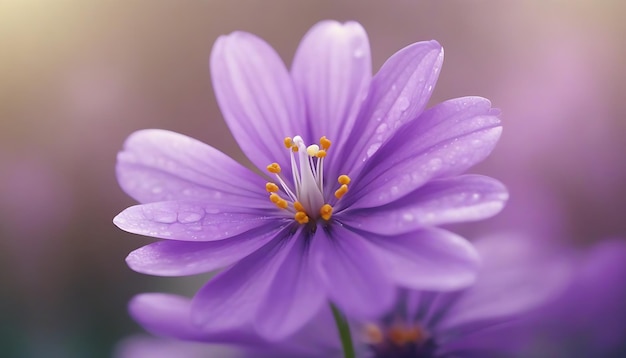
(330, 302), (356, 358)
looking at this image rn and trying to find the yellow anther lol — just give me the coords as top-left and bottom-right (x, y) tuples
(320, 136), (331, 150)
(284, 137), (293, 148)
(320, 204), (333, 220)
(338, 174), (351, 185)
(363, 323), (384, 344)
(269, 193), (288, 209)
(291, 144), (299, 152)
(293, 201), (305, 212)
(335, 184), (348, 199)
(265, 182), (279, 192)
(316, 150), (327, 158)
(306, 144), (320, 157)
(269, 193), (281, 203)
(388, 324), (426, 346)
(267, 162), (281, 174)
(295, 211), (309, 224)
(388, 326), (410, 345)
(276, 199), (289, 209)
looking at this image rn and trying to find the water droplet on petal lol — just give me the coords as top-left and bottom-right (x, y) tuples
(366, 142), (382, 158)
(375, 123), (388, 134)
(397, 97), (409, 111)
(178, 211), (204, 223)
(427, 158), (443, 172)
(153, 211), (177, 224)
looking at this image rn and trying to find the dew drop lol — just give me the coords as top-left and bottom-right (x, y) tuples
(427, 158), (443, 171)
(397, 97), (409, 111)
(178, 211), (204, 223)
(375, 123), (388, 134)
(366, 142), (381, 158)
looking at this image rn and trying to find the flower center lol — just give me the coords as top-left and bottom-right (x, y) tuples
(364, 322), (436, 358)
(265, 135), (351, 224)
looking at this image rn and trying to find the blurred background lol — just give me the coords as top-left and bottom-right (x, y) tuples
(1, 1), (625, 357)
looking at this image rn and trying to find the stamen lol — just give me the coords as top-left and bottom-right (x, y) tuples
(338, 174), (351, 185)
(284, 137), (293, 149)
(265, 182), (279, 192)
(267, 163), (281, 174)
(294, 201), (305, 212)
(320, 204), (333, 220)
(387, 324), (427, 346)
(364, 323), (384, 344)
(335, 184), (348, 199)
(306, 144), (320, 157)
(316, 150), (326, 158)
(294, 211), (309, 224)
(320, 136), (331, 150)
(269, 193), (288, 209)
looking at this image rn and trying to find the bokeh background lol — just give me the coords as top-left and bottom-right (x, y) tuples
(1, 1), (625, 357)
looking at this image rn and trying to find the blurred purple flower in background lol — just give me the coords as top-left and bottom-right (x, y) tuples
(113, 20), (507, 340)
(116, 233), (572, 358)
(481, 238), (626, 358)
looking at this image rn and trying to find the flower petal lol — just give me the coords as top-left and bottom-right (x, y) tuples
(125, 223), (284, 276)
(336, 40), (443, 178)
(311, 226), (395, 319)
(255, 234), (326, 340)
(347, 97), (502, 209)
(359, 227), (480, 291)
(114, 335), (245, 358)
(129, 293), (262, 345)
(211, 32), (304, 171)
(114, 200), (279, 241)
(116, 129), (266, 206)
(341, 175), (508, 235)
(191, 231), (294, 332)
(291, 20), (371, 153)
(436, 233), (573, 332)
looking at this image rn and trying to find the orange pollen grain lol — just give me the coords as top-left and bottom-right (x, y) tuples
(267, 163), (281, 174)
(320, 136), (331, 150)
(338, 174), (351, 185)
(320, 204), (333, 220)
(283, 137), (293, 148)
(294, 211), (309, 224)
(293, 201), (305, 212)
(335, 184), (348, 199)
(265, 182), (279, 192)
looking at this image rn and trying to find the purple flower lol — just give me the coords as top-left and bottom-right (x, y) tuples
(358, 233), (571, 358)
(114, 20), (507, 339)
(479, 238), (626, 358)
(122, 234), (569, 358)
